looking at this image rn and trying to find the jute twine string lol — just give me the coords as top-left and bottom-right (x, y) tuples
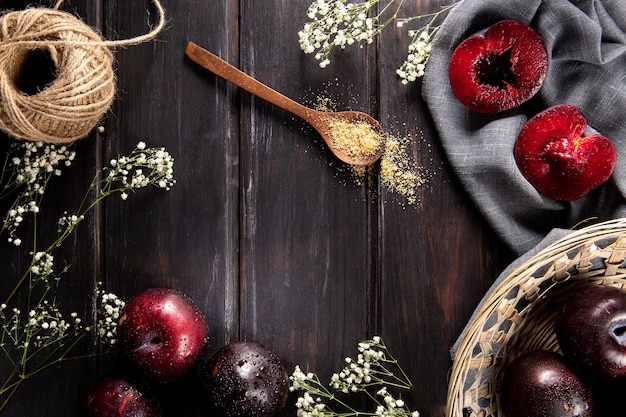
(0, 0), (165, 143)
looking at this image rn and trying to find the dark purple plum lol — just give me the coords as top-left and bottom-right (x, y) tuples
(556, 285), (626, 379)
(117, 288), (209, 382)
(83, 376), (162, 417)
(197, 341), (289, 417)
(500, 350), (594, 417)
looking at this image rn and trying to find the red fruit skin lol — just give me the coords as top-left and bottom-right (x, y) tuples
(449, 20), (548, 113)
(499, 350), (594, 417)
(83, 376), (162, 417)
(514, 104), (617, 201)
(556, 285), (626, 380)
(117, 288), (209, 382)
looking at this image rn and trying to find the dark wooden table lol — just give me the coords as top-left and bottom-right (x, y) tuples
(0, 0), (515, 415)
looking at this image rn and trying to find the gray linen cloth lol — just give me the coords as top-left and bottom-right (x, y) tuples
(422, 0), (626, 256)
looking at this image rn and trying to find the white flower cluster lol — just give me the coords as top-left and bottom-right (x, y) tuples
(25, 300), (77, 348)
(298, 0), (395, 68)
(3, 201), (38, 247)
(0, 289), (124, 358)
(290, 365), (321, 393)
(107, 142), (176, 200)
(290, 367), (332, 417)
(10, 141), (75, 187)
(2, 141), (75, 246)
(299, 0), (460, 82)
(0, 139), (169, 410)
(375, 387), (419, 417)
(0, 299), (77, 351)
(91, 282), (125, 347)
(295, 392), (328, 417)
(57, 212), (85, 235)
(0, 283), (124, 356)
(30, 251), (54, 278)
(290, 336), (420, 417)
(330, 338), (385, 392)
(396, 30), (432, 84)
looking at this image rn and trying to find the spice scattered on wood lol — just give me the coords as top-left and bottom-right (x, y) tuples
(342, 131), (428, 207)
(379, 133), (427, 206)
(303, 87), (431, 206)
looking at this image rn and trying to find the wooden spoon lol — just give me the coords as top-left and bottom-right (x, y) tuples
(185, 41), (385, 166)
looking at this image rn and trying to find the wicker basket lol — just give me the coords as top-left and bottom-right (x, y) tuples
(446, 218), (626, 417)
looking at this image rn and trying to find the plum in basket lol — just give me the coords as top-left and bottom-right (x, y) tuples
(499, 350), (594, 417)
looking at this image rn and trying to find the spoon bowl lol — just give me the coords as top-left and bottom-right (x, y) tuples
(185, 41), (385, 166)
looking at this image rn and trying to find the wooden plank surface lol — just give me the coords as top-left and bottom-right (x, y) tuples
(0, 0), (515, 416)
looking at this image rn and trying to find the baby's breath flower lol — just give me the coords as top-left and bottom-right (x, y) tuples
(299, 0), (460, 83)
(299, 0), (402, 67)
(1, 141), (76, 244)
(290, 337), (419, 417)
(395, 2), (460, 83)
(94, 283), (125, 347)
(396, 27), (434, 84)
(103, 143), (176, 200)
(0, 139), (171, 412)
(30, 252), (54, 278)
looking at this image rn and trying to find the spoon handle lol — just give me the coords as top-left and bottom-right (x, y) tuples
(185, 41), (315, 121)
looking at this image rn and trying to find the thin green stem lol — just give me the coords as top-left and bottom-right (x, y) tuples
(1, 143), (172, 413)
(375, 0), (404, 32)
(0, 380), (21, 414)
(0, 333), (88, 413)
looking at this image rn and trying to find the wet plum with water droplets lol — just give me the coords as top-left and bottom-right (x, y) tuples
(556, 285), (626, 379)
(197, 341), (289, 417)
(83, 376), (162, 417)
(117, 288), (209, 382)
(500, 350), (594, 417)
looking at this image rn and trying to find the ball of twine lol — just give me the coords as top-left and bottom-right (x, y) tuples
(0, 0), (164, 144)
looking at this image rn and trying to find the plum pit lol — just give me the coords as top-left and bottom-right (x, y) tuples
(476, 48), (518, 89)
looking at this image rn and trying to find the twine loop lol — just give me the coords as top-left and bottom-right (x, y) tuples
(0, 0), (165, 143)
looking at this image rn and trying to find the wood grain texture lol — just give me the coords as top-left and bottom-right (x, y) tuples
(0, 0), (515, 416)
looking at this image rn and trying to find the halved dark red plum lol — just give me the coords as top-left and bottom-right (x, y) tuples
(449, 20), (548, 113)
(514, 104), (616, 201)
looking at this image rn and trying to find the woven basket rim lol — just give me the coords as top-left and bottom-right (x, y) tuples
(447, 217), (626, 417)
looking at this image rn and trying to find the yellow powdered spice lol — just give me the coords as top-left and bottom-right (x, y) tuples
(306, 88), (430, 206)
(328, 119), (384, 158)
(379, 134), (426, 206)
(339, 131), (428, 207)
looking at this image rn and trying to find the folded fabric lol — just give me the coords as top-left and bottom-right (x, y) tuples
(422, 0), (626, 256)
